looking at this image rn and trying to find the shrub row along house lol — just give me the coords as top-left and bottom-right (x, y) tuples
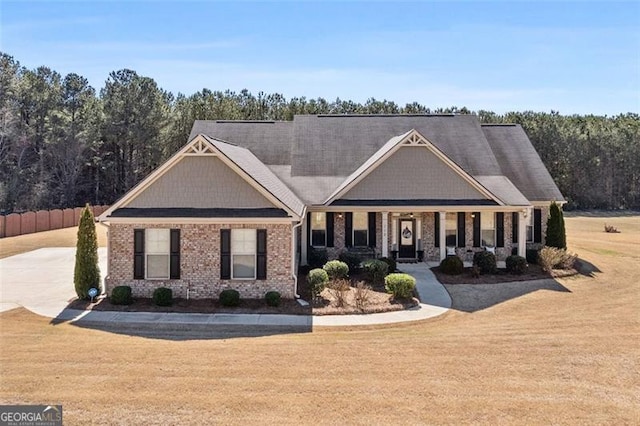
(99, 114), (564, 299)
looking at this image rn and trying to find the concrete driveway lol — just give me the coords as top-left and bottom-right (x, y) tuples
(0, 248), (107, 317)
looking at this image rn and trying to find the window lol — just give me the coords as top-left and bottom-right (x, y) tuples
(481, 213), (495, 247)
(232, 229), (256, 279)
(311, 212), (326, 247)
(526, 210), (534, 242)
(445, 213), (457, 247)
(353, 212), (368, 246)
(146, 228), (170, 279)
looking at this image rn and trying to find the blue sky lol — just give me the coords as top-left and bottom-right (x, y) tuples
(1, 1), (638, 114)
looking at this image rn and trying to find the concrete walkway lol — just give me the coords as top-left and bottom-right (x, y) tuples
(0, 248), (451, 328)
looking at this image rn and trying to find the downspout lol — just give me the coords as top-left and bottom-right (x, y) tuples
(98, 220), (110, 295)
(291, 207), (307, 299)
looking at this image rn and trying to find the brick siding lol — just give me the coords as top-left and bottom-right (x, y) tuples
(105, 223), (294, 299)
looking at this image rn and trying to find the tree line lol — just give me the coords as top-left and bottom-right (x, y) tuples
(1, 52), (638, 213)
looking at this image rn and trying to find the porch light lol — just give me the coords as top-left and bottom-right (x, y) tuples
(410, 212), (414, 218)
(471, 213), (475, 218)
(338, 213), (343, 219)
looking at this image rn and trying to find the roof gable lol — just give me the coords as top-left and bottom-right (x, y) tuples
(325, 130), (502, 205)
(100, 135), (304, 220)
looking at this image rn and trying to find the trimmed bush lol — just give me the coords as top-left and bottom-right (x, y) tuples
(323, 260), (349, 280)
(338, 251), (361, 273)
(265, 291), (281, 307)
(152, 287), (172, 306)
(219, 289), (240, 307)
(110, 286), (133, 305)
(378, 256), (397, 273)
(439, 256), (463, 275)
(74, 204), (101, 300)
(308, 248), (328, 269)
(474, 251), (497, 274)
(546, 201), (567, 249)
(526, 249), (539, 265)
(362, 259), (389, 285)
(505, 255), (528, 275)
(307, 268), (329, 299)
(385, 273), (416, 299)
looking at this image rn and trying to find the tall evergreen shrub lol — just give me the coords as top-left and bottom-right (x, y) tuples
(74, 204), (101, 299)
(545, 201), (567, 249)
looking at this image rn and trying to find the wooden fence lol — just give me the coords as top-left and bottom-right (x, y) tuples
(0, 205), (110, 238)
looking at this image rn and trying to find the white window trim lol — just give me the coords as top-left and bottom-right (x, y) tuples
(310, 212), (327, 248)
(445, 212), (457, 247)
(353, 212), (369, 247)
(231, 229), (257, 280)
(481, 213), (496, 248)
(526, 208), (534, 242)
(145, 228), (170, 280)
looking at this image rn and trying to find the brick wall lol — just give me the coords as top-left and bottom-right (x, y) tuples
(105, 222), (294, 299)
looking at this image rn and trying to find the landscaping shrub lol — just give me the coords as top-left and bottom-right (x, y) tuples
(353, 281), (372, 311)
(152, 287), (172, 306)
(604, 224), (620, 233)
(308, 248), (328, 269)
(219, 289), (240, 307)
(307, 268), (329, 300)
(338, 251), (361, 273)
(505, 255), (528, 275)
(264, 291), (281, 307)
(526, 249), (539, 265)
(362, 259), (389, 285)
(323, 260), (349, 280)
(439, 256), (463, 275)
(546, 201), (567, 249)
(384, 273), (416, 299)
(474, 251), (497, 274)
(378, 256), (397, 273)
(538, 247), (577, 272)
(110, 286), (133, 305)
(326, 279), (350, 307)
(74, 204), (101, 300)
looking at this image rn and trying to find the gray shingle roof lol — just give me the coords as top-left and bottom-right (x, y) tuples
(189, 115), (565, 207)
(481, 125), (565, 202)
(190, 120), (293, 165)
(202, 135), (305, 217)
(475, 176), (530, 206)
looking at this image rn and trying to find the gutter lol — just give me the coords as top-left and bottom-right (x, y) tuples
(291, 207), (307, 299)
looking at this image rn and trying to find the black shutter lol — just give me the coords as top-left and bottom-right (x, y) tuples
(306, 212), (311, 263)
(220, 229), (231, 279)
(496, 212), (504, 248)
(326, 212), (334, 247)
(345, 212), (353, 247)
(457, 212), (466, 248)
(434, 212), (440, 248)
(512, 212), (519, 244)
(257, 229), (267, 280)
(368, 212), (376, 248)
(534, 208), (542, 243)
(133, 229), (145, 279)
(170, 229), (180, 279)
(473, 212), (481, 247)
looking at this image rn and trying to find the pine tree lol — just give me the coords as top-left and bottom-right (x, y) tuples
(545, 201), (567, 249)
(74, 204), (101, 299)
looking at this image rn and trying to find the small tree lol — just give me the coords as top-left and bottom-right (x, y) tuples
(74, 204), (101, 299)
(545, 201), (567, 249)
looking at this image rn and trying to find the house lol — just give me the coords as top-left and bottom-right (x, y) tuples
(98, 114), (564, 299)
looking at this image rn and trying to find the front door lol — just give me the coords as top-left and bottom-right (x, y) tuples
(398, 219), (416, 258)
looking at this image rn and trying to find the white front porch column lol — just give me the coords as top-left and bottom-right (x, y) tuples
(301, 215), (308, 266)
(518, 211), (527, 257)
(439, 211), (447, 261)
(381, 211), (389, 257)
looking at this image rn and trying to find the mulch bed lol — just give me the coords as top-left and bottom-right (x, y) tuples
(432, 263), (578, 285)
(68, 297), (311, 315)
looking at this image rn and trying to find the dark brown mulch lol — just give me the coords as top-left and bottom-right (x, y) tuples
(68, 297), (311, 315)
(432, 264), (578, 284)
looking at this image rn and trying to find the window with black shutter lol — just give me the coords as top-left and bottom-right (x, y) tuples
(512, 212), (519, 244)
(457, 212), (466, 248)
(473, 212), (481, 247)
(220, 229), (231, 279)
(256, 229), (267, 280)
(434, 212), (440, 248)
(496, 212), (504, 248)
(133, 229), (145, 279)
(368, 212), (376, 248)
(170, 229), (180, 279)
(345, 212), (353, 247)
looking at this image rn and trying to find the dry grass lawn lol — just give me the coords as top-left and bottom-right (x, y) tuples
(1, 214), (639, 424)
(0, 225), (108, 259)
